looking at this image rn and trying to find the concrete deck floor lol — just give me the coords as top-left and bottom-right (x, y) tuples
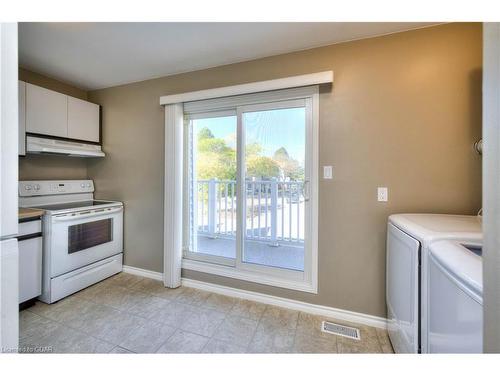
(196, 236), (304, 271)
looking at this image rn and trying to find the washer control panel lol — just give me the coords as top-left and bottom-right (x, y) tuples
(19, 180), (94, 196)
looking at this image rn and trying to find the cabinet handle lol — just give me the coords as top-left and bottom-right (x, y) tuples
(17, 232), (42, 242)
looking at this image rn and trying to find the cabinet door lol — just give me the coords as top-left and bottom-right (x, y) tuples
(18, 81), (26, 156)
(26, 83), (68, 138)
(68, 97), (100, 143)
(18, 236), (43, 303)
(0, 238), (18, 351)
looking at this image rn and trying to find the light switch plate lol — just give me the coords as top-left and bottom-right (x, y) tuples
(323, 166), (333, 179)
(378, 187), (388, 202)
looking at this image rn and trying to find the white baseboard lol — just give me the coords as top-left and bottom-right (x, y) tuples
(182, 278), (387, 329)
(122, 265), (387, 329)
(122, 265), (163, 281)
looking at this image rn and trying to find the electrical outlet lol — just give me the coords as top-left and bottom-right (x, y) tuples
(378, 187), (388, 202)
(323, 166), (333, 179)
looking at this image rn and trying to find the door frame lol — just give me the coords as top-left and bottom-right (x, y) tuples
(483, 22), (500, 353)
(181, 86), (319, 293)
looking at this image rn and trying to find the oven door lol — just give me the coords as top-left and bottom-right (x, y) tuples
(49, 206), (123, 277)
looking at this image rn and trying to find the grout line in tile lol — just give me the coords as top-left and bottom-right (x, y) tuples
(290, 319), (300, 353)
(110, 345), (137, 354)
(243, 301), (268, 353)
(198, 310), (234, 352)
(25, 301), (147, 348)
(375, 328), (394, 354)
(22, 310), (118, 350)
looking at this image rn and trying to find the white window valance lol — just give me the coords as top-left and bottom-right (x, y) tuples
(160, 71), (333, 105)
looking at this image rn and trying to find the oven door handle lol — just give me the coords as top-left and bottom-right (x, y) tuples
(53, 206), (123, 222)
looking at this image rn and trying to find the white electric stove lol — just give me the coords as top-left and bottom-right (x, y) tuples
(19, 180), (123, 303)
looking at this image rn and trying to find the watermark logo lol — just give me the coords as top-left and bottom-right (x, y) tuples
(2, 346), (54, 353)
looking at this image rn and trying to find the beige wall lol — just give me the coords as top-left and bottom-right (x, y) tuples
(87, 23), (482, 318)
(18, 68), (89, 181)
(19, 154), (88, 181)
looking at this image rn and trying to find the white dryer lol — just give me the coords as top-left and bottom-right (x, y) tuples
(427, 240), (482, 353)
(386, 214), (482, 353)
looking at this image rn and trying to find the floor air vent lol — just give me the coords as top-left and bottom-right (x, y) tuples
(321, 321), (361, 340)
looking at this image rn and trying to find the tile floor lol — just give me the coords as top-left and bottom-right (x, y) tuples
(19, 273), (394, 354)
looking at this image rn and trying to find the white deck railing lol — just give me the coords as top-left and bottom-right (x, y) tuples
(196, 179), (304, 246)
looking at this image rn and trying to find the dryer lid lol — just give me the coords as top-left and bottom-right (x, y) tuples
(389, 214), (482, 245)
(429, 240), (483, 302)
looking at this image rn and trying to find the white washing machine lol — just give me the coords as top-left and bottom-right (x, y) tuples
(386, 214), (482, 353)
(427, 240), (483, 353)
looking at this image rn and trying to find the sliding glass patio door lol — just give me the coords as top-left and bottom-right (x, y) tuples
(185, 112), (238, 265)
(183, 87), (317, 290)
(237, 100), (308, 273)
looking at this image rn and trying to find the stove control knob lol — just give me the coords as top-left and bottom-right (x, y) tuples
(34, 184), (40, 191)
(80, 183), (85, 188)
(86, 183), (91, 188)
(24, 185), (32, 190)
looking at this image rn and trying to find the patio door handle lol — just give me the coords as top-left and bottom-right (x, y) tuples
(303, 180), (310, 202)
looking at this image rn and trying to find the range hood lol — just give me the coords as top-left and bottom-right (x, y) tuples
(26, 135), (105, 157)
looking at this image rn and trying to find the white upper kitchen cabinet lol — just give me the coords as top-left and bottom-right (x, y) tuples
(26, 83), (68, 138)
(67, 96), (100, 143)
